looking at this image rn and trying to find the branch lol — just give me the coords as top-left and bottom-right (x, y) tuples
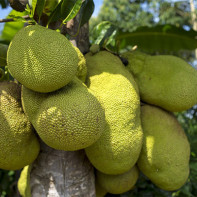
(0, 15), (30, 23)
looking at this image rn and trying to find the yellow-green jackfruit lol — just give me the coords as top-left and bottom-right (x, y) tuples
(22, 77), (105, 151)
(96, 165), (139, 194)
(95, 180), (107, 197)
(122, 51), (197, 112)
(85, 51), (143, 175)
(7, 25), (78, 93)
(138, 104), (190, 191)
(18, 165), (32, 197)
(74, 46), (87, 83)
(0, 82), (40, 170)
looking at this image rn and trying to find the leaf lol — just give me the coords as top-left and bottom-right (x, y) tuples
(0, 44), (8, 67)
(116, 25), (197, 52)
(28, 0), (37, 17)
(79, 0), (94, 27)
(36, 0), (46, 21)
(1, 10), (27, 41)
(62, 0), (82, 24)
(47, 0), (63, 24)
(91, 21), (118, 47)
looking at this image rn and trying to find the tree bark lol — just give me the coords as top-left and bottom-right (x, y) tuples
(30, 17), (95, 197)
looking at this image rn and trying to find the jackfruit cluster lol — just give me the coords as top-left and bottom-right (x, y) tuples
(2, 23), (196, 196)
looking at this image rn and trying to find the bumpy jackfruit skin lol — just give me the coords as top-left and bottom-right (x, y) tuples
(96, 165), (139, 194)
(18, 165), (32, 197)
(95, 180), (107, 197)
(122, 51), (197, 112)
(0, 82), (40, 170)
(85, 51), (143, 175)
(7, 25), (78, 93)
(22, 77), (105, 151)
(74, 46), (87, 83)
(138, 104), (190, 191)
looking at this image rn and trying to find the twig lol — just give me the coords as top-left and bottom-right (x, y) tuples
(0, 15), (30, 23)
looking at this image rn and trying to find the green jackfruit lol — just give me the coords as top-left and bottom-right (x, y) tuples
(122, 51), (197, 112)
(96, 165), (139, 194)
(18, 165), (32, 197)
(138, 104), (190, 191)
(7, 25), (78, 93)
(0, 82), (40, 170)
(22, 77), (105, 151)
(74, 46), (87, 83)
(85, 51), (143, 175)
(95, 180), (107, 197)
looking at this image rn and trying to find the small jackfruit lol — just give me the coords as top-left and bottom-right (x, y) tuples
(22, 77), (105, 151)
(0, 82), (40, 170)
(74, 46), (87, 83)
(7, 25), (78, 93)
(96, 165), (139, 194)
(18, 165), (32, 197)
(138, 104), (190, 191)
(122, 51), (197, 112)
(85, 51), (143, 175)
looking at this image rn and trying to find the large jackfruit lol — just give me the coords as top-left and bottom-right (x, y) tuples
(22, 77), (105, 151)
(7, 25), (78, 93)
(0, 82), (40, 170)
(122, 51), (197, 112)
(138, 104), (190, 191)
(85, 51), (143, 175)
(74, 46), (87, 83)
(96, 165), (139, 194)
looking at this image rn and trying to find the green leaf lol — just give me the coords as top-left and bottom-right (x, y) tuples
(91, 21), (118, 47)
(0, 44), (8, 67)
(116, 25), (197, 53)
(28, 0), (37, 17)
(1, 10), (27, 41)
(47, 0), (63, 24)
(36, 0), (46, 21)
(62, 0), (82, 24)
(79, 0), (94, 27)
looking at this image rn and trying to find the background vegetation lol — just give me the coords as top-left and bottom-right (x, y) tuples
(0, 0), (197, 196)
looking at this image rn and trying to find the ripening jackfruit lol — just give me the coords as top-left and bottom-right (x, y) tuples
(7, 25), (78, 93)
(18, 165), (32, 197)
(122, 51), (197, 112)
(0, 82), (40, 170)
(85, 51), (143, 175)
(138, 104), (190, 191)
(74, 46), (87, 83)
(96, 165), (139, 194)
(22, 77), (105, 151)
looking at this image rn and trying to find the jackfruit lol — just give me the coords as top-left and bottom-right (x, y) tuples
(121, 51), (197, 112)
(74, 46), (87, 83)
(18, 165), (32, 197)
(96, 165), (139, 194)
(7, 25), (78, 93)
(0, 82), (40, 170)
(95, 180), (107, 197)
(138, 104), (190, 191)
(85, 51), (143, 175)
(22, 77), (105, 151)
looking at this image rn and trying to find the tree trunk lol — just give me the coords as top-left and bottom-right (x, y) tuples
(30, 16), (95, 197)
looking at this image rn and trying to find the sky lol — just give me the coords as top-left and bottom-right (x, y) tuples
(0, 0), (103, 32)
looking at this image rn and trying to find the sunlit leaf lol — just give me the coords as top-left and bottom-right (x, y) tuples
(1, 10), (27, 41)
